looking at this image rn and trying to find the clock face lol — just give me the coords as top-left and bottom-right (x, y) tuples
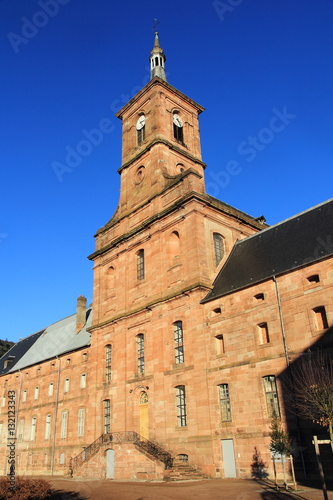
(136, 115), (146, 130)
(173, 114), (183, 128)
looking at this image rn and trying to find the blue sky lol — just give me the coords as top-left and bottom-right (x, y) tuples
(1, 0), (333, 342)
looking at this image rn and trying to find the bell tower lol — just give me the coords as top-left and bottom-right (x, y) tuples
(89, 32), (262, 326)
(114, 32), (206, 220)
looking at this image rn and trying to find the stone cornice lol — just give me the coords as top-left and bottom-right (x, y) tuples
(89, 190), (266, 260)
(117, 137), (206, 174)
(87, 284), (210, 332)
(115, 77), (204, 120)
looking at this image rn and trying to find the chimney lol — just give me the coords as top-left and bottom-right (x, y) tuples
(76, 295), (87, 334)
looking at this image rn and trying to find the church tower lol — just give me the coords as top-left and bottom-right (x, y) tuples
(88, 33), (264, 476)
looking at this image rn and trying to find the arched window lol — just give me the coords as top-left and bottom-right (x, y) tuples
(78, 408), (85, 437)
(173, 112), (184, 143)
(61, 411), (68, 439)
(45, 414), (51, 440)
(137, 249), (145, 280)
(140, 391), (148, 404)
(218, 384), (231, 422)
(136, 114), (146, 146)
(263, 376), (280, 418)
(30, 416), (37, 441)
(174, 321), (184, 364)
(136, 334), (145, 374)
(80, 374), (87, 389)
(175, 385), (187, 427)
(107, 266), (115, 291)
(105, 344), (112, 383)
(103, 399), (111, 434)
(213, 233), (224, 266)
(169, 231), (180, 261)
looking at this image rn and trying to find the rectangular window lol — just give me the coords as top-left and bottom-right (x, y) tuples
(64, 378), (70, 393)
(313, 306), (329, 330)
(175, 385), (187, 427)
(104, 400), (111, 434)
(137, 334), (145, 374)
(215, 334), (225, 355)
(78, 408), (85, 437)
(45, 414), (51, 440)
(105, 345), (112, 383)
(263, 376), (280, 418)
(2, 395), (5, 407)
(48, 383), (54, 396)
(30, 416), (37, 441)
(59, 452), (65, 465)
(80, 374), (86, 389)
(258, 322), (270, 344)
(60, 411), (68, 439)
(137, 249), (145, 280)
(34, 386), (39, 400)
(174, 321), (185, 364)
(219, 384), (232, 422)
(22, 390), (27, 403)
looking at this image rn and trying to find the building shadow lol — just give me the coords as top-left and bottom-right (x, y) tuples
(255, 479), (314, 500)
(277, 324), (333, 489)
(51, 490), (87, 500)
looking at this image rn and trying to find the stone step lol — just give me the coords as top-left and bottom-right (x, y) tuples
(165, 463), (207, 481)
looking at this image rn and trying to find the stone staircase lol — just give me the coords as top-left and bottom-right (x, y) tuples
(165, 461), (207, 481)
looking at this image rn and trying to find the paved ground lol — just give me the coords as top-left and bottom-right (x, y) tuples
(44, 477), (333, 500)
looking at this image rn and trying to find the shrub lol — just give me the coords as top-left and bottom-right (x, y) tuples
(0, 477), (51, 500)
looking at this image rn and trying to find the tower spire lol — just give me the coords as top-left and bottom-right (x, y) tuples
(149, 31), (167, 82)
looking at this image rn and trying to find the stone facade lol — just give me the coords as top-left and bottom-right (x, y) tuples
(0, 35), (332, 481)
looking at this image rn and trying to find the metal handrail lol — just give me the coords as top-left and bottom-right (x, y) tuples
(70, 431), (173, 473)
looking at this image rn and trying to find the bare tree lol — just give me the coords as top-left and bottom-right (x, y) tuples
(285, 350), (333, 441)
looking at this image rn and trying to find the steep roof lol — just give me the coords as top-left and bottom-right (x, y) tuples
(0, 309), (92, 375)
(0, 330), (44, 375)
(202, 198), (333, 303)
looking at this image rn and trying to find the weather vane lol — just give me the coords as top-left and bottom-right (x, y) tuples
(152, 18), (159, 32)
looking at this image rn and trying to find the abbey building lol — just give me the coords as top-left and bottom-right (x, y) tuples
(0, 34), (332, 481)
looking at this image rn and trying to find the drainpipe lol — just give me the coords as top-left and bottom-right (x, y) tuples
(273, 275), (290, 367)
(273, 275), (307, 479)
(51, 356), (61, 475)
(15, 370), (23, 434)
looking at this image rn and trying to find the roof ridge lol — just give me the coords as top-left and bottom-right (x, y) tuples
(237, 197), (333, 245)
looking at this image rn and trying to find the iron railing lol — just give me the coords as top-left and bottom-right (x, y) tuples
(70, 431), (173, 474)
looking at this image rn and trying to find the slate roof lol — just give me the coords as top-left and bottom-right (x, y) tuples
(202, 198), (333, 303)
(0, 330), (44, 375)
(0, 309), (92, 375)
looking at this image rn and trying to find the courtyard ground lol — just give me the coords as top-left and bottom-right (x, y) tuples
(44, 477), (333, 500)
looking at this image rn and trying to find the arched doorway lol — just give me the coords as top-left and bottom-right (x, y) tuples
(106, 449), (115, 479)
(139, 391), (149, 439)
